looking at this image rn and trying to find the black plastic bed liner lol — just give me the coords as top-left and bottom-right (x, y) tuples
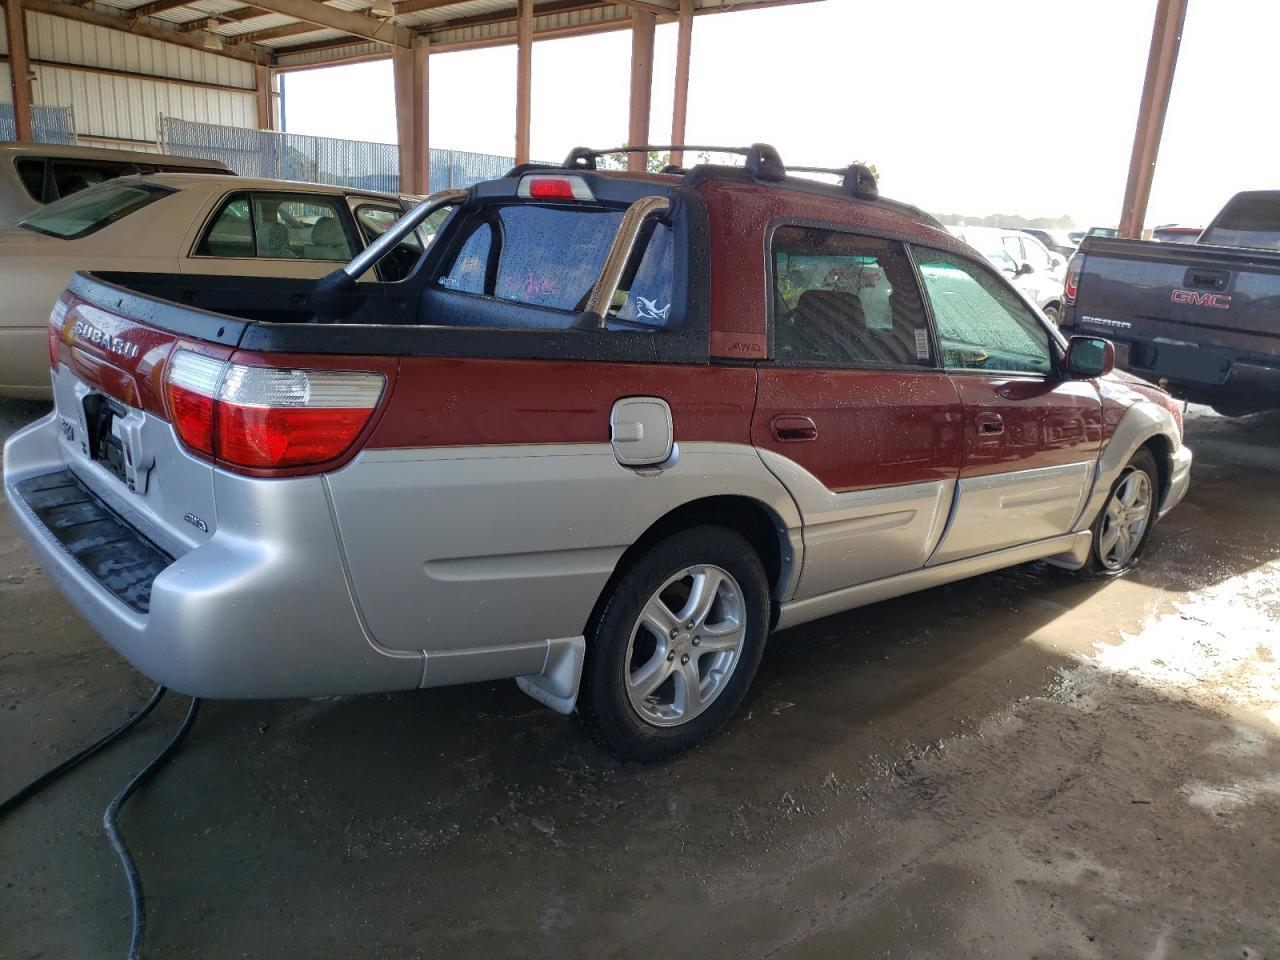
(15, 470), (172, 614)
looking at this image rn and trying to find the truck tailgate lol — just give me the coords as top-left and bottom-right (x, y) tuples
(1070, 237), (1280, 386)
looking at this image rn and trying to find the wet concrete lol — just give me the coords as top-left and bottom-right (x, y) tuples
(1, 403), (1278, 959)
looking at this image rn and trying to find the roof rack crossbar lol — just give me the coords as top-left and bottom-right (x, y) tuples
(563, 143), (786, 182)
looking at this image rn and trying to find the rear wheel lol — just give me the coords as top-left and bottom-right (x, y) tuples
(1081, 448), (1159, 577)
(577, 526), (769, 761)
(1043, 302), (1062, 327)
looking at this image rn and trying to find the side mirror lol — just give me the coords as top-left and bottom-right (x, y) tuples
(1015, 261), (1035, 277)
(1065, 335), (1115, 379)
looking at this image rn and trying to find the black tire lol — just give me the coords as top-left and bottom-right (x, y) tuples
(1043, 303), (1061, 327)
(577, 526), (770, 762)
(1079, 447), (1160, 578)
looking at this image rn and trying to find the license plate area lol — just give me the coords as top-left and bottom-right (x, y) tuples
(82, 393), (155, 494)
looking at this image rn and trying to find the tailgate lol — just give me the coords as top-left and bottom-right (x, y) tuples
(46, 280), (237, 557)
(1073, 240), (1280, 373)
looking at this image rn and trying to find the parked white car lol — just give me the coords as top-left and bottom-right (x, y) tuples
(0, 173), (427, 398)
(947, 226), (1067, 325)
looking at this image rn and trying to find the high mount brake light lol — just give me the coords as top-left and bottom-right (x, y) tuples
(517, 174), (594, 201)
(165, 350), (384, 470)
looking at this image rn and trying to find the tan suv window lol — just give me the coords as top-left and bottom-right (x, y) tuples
(197, 192), (355, 261)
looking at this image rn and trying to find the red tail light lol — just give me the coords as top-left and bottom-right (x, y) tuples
(48, 296), (70, 370)
(1064, 253), (1083, 304)
(165, 350), (385, 471)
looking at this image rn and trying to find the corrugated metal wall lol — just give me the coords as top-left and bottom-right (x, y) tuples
(3, 11), (258, 147)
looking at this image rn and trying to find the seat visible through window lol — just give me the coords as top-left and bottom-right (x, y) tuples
(772, 227), (933, 368)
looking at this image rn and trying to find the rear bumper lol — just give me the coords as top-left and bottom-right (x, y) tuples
(1114, 341), (1280, 412)
(3, 414), (424, 698)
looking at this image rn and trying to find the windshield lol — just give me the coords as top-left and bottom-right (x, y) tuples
(19, 180), (173, 240)
(1201, 193), (1280, 250)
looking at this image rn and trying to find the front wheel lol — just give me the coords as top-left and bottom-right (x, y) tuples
(1043, 303), (1062, 327)
(577, 526), (770, 761)
(1080, 448), (1159, 577)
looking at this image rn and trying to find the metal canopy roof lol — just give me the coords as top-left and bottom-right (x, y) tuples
(26, 0), (818, 67)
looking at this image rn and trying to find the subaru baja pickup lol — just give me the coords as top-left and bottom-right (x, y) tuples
(3, 144), (1192, 760)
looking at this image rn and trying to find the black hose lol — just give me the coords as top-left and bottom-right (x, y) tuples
(103, 695), (201, 960)
(0, 685), (167, 817)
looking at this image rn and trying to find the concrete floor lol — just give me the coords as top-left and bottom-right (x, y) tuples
(2, 400), (1278, 959)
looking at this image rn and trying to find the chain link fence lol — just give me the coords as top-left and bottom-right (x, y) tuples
(0, 103), (77, 144)
(160, 117), (516, 195)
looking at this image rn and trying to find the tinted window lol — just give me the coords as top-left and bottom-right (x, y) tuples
(1201, 193), (1280, 250)
(196, 192), (355, 261)
(436, 203), (674, 328)
(914, 249), (1051, 375)
(771, 226), (933, 367)
(19, 180), (172, 240)
(50, 159), (135, 200)
(14, 158), (46, 202)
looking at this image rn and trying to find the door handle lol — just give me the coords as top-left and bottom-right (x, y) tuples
(771, 415), (818, 442)
(1182, 267), (1230, 292)
(975, 412), (1004, 436)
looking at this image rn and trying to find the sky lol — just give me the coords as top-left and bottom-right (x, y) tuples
(279, 0), (1280, 229)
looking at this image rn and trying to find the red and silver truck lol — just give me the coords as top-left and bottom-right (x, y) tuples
(4, 145), (1191, 759)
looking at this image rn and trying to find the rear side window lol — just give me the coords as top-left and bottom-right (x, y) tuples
(913, 249), (1052, 375)
(436, 203), (675, 328)
(14, 157), (46, 201)
(1201, 193), (1280, 250)
(19, 180), (172, 240)
(49, 159), (135, 200)
(770, 226), (933, 367)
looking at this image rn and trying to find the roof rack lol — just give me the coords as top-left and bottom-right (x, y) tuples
(563, 143), (786, 182)
(560, 143), (880, 201)
(788, 163), (879, 200)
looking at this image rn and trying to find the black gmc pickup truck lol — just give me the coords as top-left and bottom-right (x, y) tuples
(1061, 190), (1280, 416)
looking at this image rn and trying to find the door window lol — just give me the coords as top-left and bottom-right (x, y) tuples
(1000, 235), (1024, 262)
(771, 226), (933, 367)
(196, 192), (356, 261)
(913, 249), (1053, 375)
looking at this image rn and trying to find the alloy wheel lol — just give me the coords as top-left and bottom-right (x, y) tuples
(624, 564), (747, 727)
(1099, 467), (1153, 570)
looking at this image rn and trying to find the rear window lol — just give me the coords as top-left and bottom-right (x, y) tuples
(19, 180), (173, 240)
(1201, 193), (1280, 250)
(436, 203), (675, 328)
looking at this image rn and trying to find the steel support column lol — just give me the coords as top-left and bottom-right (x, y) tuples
(393, 37), (431, 195)
(255, 64), (274, 130)
(627, 9), (655, 172)
(515, 0), (533, 164)
(669, 0), (692, 165)
(1118, 0), (1189, 239)
(5, 0), (34, 142)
